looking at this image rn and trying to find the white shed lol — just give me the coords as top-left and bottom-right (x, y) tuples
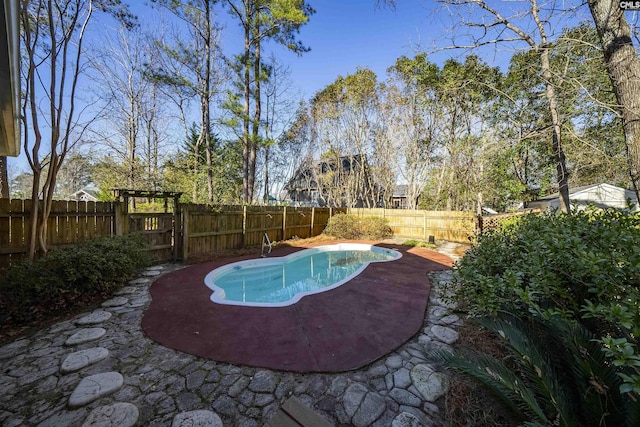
(528, 183), (638, 211)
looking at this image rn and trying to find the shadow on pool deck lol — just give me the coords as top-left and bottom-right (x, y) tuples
(141, 240), (453, 373)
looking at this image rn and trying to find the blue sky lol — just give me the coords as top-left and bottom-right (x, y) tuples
(215, 0), (470, 97)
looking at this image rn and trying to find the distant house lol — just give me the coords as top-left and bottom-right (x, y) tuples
(527, 183), (638, 211)
(285, 154), (380, 208)
(70, 186), (100, 202)
(391, 185), (409, 209)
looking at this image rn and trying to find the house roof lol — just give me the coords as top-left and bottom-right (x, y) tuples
(285, 154), (369, 190)
(71, 186), (100, 200)
(392, 185), (407, 198)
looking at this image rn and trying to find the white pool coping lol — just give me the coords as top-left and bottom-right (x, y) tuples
(204, 243), (402, 307)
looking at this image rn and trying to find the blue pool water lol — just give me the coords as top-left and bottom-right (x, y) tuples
(204, 244), (401, 307)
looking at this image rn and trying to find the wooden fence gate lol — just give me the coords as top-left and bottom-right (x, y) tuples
(114, 190), (183, 262)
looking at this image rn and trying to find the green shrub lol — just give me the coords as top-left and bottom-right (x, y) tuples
(402, 239), (436, 249)
(0, 234), (150, 324)
(323, 213), (361, 239)
(430, 312), (640, 426)
(323, 214), (393, 239)
(359, 216), (393, 239)
(450, 208), (640, 399)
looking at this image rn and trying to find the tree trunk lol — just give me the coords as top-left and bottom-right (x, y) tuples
(204, 0), (214, 203)
(263, 145), (269, 203)
(540, 48), (571, 212)
(249, 28), (261, 203)
(0, 157), (8, 198)
(588, 0), (640, 202)
(242, 4), (251, 203)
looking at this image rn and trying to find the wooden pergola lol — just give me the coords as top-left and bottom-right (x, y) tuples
(112, 189), (182, 214)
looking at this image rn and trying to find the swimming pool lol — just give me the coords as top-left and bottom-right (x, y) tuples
(204, 243), (402, 307)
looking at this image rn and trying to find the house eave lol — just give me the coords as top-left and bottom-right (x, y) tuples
(0, 0), (20, 157)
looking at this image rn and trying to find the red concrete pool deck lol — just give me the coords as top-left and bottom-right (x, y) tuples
(141, 241), (453, 373)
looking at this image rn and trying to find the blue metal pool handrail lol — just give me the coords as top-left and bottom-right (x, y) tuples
(261, 232), (272, 257)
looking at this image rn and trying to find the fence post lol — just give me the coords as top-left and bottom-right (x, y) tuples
(423, 211), (427, 240)
(310, 207), (315, 237)
(181, 204), (189, 262)
(114, 200), (129, 236)
(242, 205), (247, 247)
(282, 206), (287, 240)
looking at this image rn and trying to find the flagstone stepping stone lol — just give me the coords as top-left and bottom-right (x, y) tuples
(410, 364), (448, 402)
(128, 278), (149, 285)
(114, 286), (138, 295)
(172, 410), (223, 427)
(68, 372), (124, 407)
(141, 270), (161, 277)
(430, 325), (459, 345)
(76, 311), (112, 326)
(392, 412), (423, 427)
(81, 402), (139, 427)
(101, 297), (128, 307)
(147, 265), (165, 271)
(61, 348), (109, 373)
(65, 328), (106, 346)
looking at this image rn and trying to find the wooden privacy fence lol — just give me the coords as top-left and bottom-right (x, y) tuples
(0, 199), (115, 272)
(3, 197), (519, 273)
(182, 205), (346, 261)
(347, 208), (476, 243)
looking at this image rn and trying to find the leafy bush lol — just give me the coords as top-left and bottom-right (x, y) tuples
(359, 216), (393, 239)
(323, 213), (393, 239)
(402, 239), (436, 249)
(0, 234), (150, 324)
(450, 208), (640, 398)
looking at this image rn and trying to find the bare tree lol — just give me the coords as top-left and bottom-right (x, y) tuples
(20, 0), (134, 259)
(90, 25), (155, 196)
(258, 56), (300, 202)
(436, 0), (571, 212)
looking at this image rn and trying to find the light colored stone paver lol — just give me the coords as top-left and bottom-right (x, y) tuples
(392, 412), (423, 427)
(352, 390), (386, 427)
(75, 311), (112, 326)
(430, 325), (459, 345)
(438, 314), (461, 325)
(114, 286), (138, 295)
(172, 410), (223, 427)
(410, 364), (449, 402)
(65, 328), (106, 346)
(343, 383), (368, 419)
(68, 372), (124, 407)
(61, 348), (110, 373)
(142, 270), (161, 277)
(81, 402), (139, 427)
(101, 297), (128, 307)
